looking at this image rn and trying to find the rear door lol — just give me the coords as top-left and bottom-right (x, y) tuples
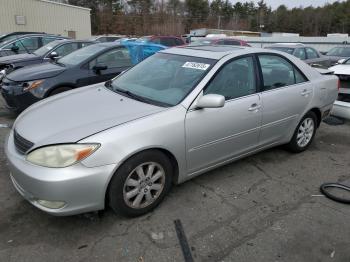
(258, 54), (312, 146)
(185, 56), (262, 173)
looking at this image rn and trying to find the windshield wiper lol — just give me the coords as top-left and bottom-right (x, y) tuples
(114, 87), (152, 104)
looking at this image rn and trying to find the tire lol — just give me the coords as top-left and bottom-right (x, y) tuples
(287, 111), (317, 153)
(108, 150), (173, 217)
(49, 86), (72, 96)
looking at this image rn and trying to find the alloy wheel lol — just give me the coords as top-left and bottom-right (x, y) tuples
(297, 117), (315, 148)
(123, 162), (166, 209)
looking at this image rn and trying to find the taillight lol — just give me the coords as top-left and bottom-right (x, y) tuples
(337, 79), (340, 91)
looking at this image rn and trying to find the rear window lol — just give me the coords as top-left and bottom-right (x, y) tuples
(267, 47), (295, 55)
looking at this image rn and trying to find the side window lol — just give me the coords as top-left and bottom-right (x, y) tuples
(4, 40), (26, 52)
(175, 38), (184, 46)
(294, 48), (306, 60)
(150, 38), (161, 44)
(306, 47), (319, 59)
(97, 37), (108, 42)
(80, 42), (92, 48)
(19, 37), (40, 52)
(295, 68), (308, 84)
(89, 47), (132, 69)
(258, 55), (307, 91)
(53, 43), (79, 57)
(43, 37), (58, 46)
(160, 38), (176, 47)
(223, 40), (241, 46)
(204, 56), (256, 100)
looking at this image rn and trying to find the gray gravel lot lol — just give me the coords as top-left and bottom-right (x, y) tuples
(0, 97), (350, 262)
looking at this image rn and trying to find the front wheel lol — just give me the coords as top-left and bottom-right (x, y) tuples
(287, 112), (317, 153)
(108, 150), (173, 217)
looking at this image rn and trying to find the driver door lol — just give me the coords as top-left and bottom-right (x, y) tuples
(185, 56), (262, 173)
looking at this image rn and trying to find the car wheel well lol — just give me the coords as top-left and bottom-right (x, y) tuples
(104, 148), (179, 208)
(47, 85), (75, 97)
(309, 108), (321, 127)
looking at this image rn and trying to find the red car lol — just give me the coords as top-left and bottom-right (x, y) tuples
(138, 35), (186, 47)
(189, 37), (250, 47)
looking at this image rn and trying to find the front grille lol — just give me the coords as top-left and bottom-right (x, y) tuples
(13, 130), (34, 154)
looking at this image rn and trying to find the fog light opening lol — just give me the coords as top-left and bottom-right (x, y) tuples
(36, 199), (66, 209)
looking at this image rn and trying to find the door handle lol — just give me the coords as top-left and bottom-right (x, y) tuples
(301, 89), (312, 96)
(248, 103), (261, 112)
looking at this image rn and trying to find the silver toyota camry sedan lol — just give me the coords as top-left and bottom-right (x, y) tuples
(5, 46), (338, 217)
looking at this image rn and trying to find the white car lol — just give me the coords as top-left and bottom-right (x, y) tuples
(329, 58), (350, 119)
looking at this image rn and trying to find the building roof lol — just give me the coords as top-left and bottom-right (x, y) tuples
(39, 0), (91, 11)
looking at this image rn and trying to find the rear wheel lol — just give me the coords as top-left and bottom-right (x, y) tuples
(287, 111), (317, 153)
(49, 86), (72, 96)
(108, 150), (173, 217)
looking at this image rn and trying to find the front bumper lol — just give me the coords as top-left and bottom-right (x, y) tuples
(5, 131), (117, 216)
(1, 83), (39, 112)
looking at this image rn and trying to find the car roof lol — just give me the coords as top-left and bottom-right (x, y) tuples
(55, 39), (93, 43)
(161, 45), (258, 59)
(267, 43), (305, 48)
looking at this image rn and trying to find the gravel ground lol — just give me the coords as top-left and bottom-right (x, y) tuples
(0, 97), (350, 262)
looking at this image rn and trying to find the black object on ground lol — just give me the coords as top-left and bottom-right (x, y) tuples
(320, 183), (350, 204)
(323, 116), (345, 126)
(174, 219), (194, 262)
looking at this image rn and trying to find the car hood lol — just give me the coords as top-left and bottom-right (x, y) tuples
(6, 62), (65, 81)
(0, 53), (39, 64)
(329, 64), (350, 75)
(14, 84), (167, 147)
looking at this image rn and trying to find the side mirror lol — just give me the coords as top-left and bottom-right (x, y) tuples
(49, 51), (59, 59)
(11, 45), (19, 53)
(196, 94), (225, 109)
(337, 59), (346, 64)
(320, 51), (327, 55)
(93, 64), (108, 73)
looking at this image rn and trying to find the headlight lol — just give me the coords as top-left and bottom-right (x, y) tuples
(23, 79), (44, 92)
(26, 144), (100, 168)
(0, 69), (5, 81)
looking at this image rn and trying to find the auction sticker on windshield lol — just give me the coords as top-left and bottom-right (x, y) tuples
(182, 62), (210, 70)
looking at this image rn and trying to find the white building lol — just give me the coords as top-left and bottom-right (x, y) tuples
(0, 0), (91, 39)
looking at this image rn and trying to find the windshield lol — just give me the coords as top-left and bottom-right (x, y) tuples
(58, 44), (105, 66)
(189, 39), (216, 46)
(138, 36), (151, 42)
(327, 47), (350, 57)
(268, 47), (295, 55)
(109, 53), (216, 106)
(34, 40), (62, 56)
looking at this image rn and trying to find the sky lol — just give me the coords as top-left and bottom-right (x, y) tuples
(254, 0), (345, 9)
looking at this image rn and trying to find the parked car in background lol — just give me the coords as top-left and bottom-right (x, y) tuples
(323, 46), (350, 66)
(265, 43), (331, 68)
(0, 39), (93, 79)
(329, 57), (350, 98)
(0, 33), (68, 57)
(138, 35), (186, 47)
(89, 35), (126, 43)
(1, 43), (132, 112)
(0, 32), (45, 44)
(328, 59), (350, 120)
(189, 37), (250, 47)
(5, 46), (338, 217)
